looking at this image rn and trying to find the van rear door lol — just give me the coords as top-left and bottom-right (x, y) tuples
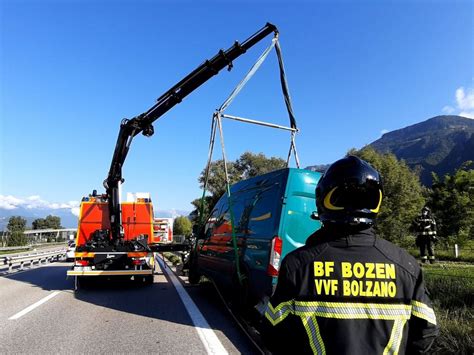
(278, 169), (322, 260)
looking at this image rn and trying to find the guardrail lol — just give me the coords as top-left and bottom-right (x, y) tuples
(0, 246), (32, 252)
(1, 249), (66, 272)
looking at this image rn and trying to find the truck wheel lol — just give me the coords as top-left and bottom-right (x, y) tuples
(144, 275), (154, 285)
(77, 276), (89, 289)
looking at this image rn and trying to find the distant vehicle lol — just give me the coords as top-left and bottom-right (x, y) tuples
(66, 243), (76, 262)
(153, 218), (174, 244)
(189, 168), (322, 310)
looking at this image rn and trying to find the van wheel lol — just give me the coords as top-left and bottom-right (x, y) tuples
(188, 253), (201, 285)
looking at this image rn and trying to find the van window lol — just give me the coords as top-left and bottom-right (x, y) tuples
(205, 197), (225, 237)
(213, 195), (247, 236)
(246, 185), (280, 237)
(215, 198), (231, 235)
(207, 179), (282, 237)
(226, 194), (249, 234)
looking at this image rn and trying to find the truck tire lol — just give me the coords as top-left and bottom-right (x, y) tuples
(144, 275), (154, 285)
(77, 276), (89, 289)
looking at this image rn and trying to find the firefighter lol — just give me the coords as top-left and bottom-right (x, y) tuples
(414, 206), (437, 264)
(263, 156), (438, 355)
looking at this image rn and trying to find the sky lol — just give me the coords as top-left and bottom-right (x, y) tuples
(0, 0), (473, 217)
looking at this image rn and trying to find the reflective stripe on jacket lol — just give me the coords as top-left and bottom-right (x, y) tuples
(415, 217), (437, 236)
(262, 227), (439, 355)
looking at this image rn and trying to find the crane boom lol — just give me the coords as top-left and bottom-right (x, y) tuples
(103, 23), (278, 243)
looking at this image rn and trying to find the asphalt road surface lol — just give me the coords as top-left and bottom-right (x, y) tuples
(0, 256), (258, 354)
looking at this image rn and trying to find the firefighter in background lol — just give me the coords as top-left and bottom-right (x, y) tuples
(414, 206), (437, 264)
(263, 156), (438, 355)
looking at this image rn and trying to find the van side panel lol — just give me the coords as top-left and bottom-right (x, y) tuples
(241, 170), (288, 300)
(278, 169), (322, 260)
(196, 168), (321, 303)
(198, 169), (288, 297)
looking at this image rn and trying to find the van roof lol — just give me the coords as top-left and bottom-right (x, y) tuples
(230, 168), (290, 194)
(229, 168), (320, 194)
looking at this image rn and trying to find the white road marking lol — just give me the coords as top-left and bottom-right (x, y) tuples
(156, 255), (228, 355)
(8, 291), (61, 320)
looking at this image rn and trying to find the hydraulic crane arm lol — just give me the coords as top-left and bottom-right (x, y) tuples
(103, 23), (278, 243)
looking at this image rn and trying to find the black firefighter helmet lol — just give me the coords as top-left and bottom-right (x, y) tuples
(316, 156), (383, 227)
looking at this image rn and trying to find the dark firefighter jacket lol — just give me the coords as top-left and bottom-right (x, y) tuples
(414, 215), (437, 239)
(263, 227), (439, 355)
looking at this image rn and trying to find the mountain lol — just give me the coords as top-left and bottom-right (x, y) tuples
(154, 209), (191, 219)
(369, 115), (474, 185)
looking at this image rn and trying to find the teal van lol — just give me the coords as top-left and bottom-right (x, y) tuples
(189, 168), (322, 308)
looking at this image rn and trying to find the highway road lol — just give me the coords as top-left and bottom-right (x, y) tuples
(0, 256), (259, 354)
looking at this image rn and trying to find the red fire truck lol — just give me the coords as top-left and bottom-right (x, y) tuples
(153, 218), (173, 244)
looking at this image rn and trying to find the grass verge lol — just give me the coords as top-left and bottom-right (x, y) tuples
(423, 264), (473, 354)
(162, 252), (182, 266)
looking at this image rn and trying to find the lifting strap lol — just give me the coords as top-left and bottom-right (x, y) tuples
(200, 33), (299, 284)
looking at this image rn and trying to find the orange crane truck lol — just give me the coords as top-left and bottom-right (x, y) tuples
(67, 23), (278, 288)
(68, 192), (157, 286)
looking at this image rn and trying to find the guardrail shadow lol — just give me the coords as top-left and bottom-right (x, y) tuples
(2, 263), (73, 291)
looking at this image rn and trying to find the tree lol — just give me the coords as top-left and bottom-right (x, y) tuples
(428, 161), (474, 246)
(173, 216), (193, 237)
(189, 196), (213, 225)
(235, 152), (287, 180)
(45, 215), (61, 229)
(198, 159), (240, 207)
(192, 152), (286, 222)
(7, 216), (28, 246)
(349, 147), (425, 244)
(197, 151), (286, 210)
(7, 216), (27, 232)
(32, 218), (47, 230)
(33, 215), (62, 230)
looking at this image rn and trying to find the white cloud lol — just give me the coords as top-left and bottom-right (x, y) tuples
(381, 129), (389, 135)
(71, 207), (80, 217)
(460, 111), (474, 119)
(444, 86), (474, 119)
(0, 195), (25, 210)
(442, 105), (455, 114)
(0, 194), (80, 216)
(456, 87), (474, 111)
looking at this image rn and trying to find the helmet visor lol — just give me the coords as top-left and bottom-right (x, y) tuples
(324, 181), (382, 213)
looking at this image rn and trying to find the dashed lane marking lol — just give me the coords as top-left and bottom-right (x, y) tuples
(156, 255), (228, 355)
(8, 291), (61, 320)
